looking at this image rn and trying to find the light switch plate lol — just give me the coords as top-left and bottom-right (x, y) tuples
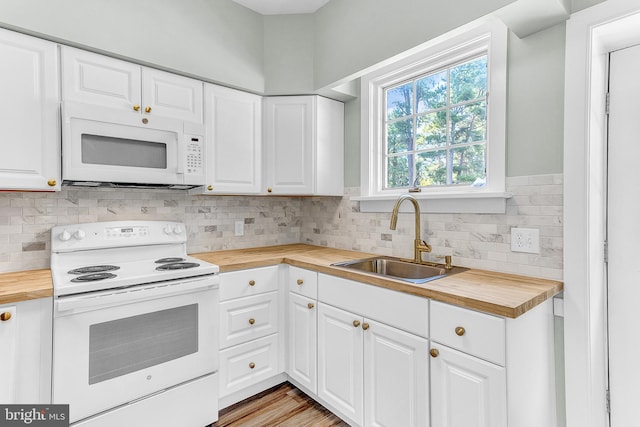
(511, 227), (540, 254)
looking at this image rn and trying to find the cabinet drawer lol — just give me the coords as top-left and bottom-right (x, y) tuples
(219, 266), (279, 301)
(220, 292), (279, 349)
(430, 300), (506, 366)
(219, 334), (280, 397)
(318, 274), (429, 338)
(288, 266), (317, 299)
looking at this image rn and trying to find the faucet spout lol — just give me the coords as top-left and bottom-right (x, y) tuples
(389, 194), (432, 263)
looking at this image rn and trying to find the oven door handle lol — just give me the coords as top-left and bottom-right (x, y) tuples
(56, 277), (218, 312)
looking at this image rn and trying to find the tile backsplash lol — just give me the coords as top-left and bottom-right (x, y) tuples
(0, 174), (562, 280)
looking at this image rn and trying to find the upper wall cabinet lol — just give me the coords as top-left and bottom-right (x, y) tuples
(263, 96), (344, 196)
(0, 28), (60, 191)
(61, 47), (203, 123)
(196, 84), (262, 195)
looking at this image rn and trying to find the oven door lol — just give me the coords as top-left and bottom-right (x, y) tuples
(52, 275), (218, 423)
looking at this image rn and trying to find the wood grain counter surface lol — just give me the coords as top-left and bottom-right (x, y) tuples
(0, 269), (53, 305)
(192, 244), (563, 319)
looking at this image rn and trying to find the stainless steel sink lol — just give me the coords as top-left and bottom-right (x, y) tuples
(331, 257), (466, 284)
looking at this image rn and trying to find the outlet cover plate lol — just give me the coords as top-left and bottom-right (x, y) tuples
(511, 227), (540, 254)
(234, 220), (244, 237)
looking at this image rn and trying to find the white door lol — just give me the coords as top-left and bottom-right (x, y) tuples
(317, 302), (363, 426)
(363, 319), (429, 427)
(0, 29), (60, 191)
(430, 343), (507, 427)
(607, 43), (640, 426)
(142, 68), (203, 123)
(203, 84), (262, 194)
(263, 96), (314, 194)
(288, 292), (317, 393)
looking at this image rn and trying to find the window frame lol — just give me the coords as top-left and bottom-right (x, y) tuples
(358, 19), (509, 213)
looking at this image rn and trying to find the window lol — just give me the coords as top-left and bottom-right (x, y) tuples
(359, 19), (508, 213)
(385, 55), (488, 189)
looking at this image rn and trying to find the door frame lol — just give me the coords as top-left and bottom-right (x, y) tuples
(564, 1), (640, 426)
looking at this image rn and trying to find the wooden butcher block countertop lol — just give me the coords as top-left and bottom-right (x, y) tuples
(192, 244), (563, 318)
(0, 269), (53, 305)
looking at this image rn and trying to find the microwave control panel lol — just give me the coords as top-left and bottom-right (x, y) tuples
(185, 136), (203, 177)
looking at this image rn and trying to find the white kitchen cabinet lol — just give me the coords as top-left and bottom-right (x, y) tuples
(430, 343), (507, 427)
(0, 28), (60, 191)
(288, 292), (317, 394)
(62, 47), (203, 123)
(263, 95), (344, 195)
(0, 298), (52, 404)
(198, 84), (262, 194)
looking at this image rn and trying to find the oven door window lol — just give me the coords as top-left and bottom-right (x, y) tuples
(81, 134), (168, 169)
(88, 304), (197, 384)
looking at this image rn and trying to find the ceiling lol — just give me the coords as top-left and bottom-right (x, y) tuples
(231, 0), (331, 15)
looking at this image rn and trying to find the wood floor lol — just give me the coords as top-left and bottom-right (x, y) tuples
(214, 382), (349, 426)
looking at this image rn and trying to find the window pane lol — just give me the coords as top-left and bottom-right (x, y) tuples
(416, 111), (446, 149)
(451, 145), (486, 185)
(450, 56), (487, 104)
(416, 71), (447, 112)
(416, 150), (447, 186)
(387, 155), (411, 188)
(450, 101), (486, 144)
(386, 82), (413, 120)
(387, 119), (414, 154)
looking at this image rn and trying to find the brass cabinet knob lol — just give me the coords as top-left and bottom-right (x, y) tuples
(144, 106), (152, 113)
(47, 179), (57, 187)
(353, 320), (360, 327)
(297, 279), (304, 285)
(249, 318), (255, 325)
(362, 323), (370, 331)
(430, 348), (439, 358)
(249, 362), (255, 369)
(249, 280), (256, 286)
(455, 326), (466, 336)
(207, 185), (213, 191)
(267, 187), (273, 193)
(133, 104), (140, 111)
(0, 312), (11, 321)
(308, 303), (314, 309)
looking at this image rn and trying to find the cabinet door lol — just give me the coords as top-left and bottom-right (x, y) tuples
(0, 29), (60, 191)
(62, 46), (141, 112)
(363, 319), (429, 427)
(263, 96), (314, 194)
(0, 306), (17, 403)
(142, 68), (203, 123)
(202, 84), (261, 194)
(288, 292), (317, 393)
(430, 343), (507, 427)
(317, 303), (363, 426)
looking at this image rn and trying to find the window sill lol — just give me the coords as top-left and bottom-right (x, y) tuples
(352, 191), (512, 213)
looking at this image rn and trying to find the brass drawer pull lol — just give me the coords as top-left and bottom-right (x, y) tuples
(430, 348), (439, 358)
(455, 326), (466, 336)
(308, 303), (314, 309)
(249, 318), (255, 325)
(47, 179), (57, 187)
(362, 323), (370, 331)
(353, 320), (360, 327)
(249, 362), (255, 369)
(297, 279), (304, 285)
(0, 312), (11, 321)
(133, 104), (140, 111)
(249, 280), (256, 286)
(144, 106), (152, 113)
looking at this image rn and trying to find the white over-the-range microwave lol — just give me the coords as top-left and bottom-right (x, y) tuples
(62, 101), (205, 189)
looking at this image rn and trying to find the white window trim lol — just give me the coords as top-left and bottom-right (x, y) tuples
(358, 18), (509, 213)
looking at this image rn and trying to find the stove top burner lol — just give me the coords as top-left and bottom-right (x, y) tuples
(155, 257), (186, 264)
(70, 273), (118, 283)
(155, 262), (200, 271)
(68, 265), (120, 275)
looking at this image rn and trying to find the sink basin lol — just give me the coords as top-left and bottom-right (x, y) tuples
(331, 257), (466, 284)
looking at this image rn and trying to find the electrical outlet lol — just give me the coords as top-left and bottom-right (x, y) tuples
(234, 220), (244, 237)
(511, 227), (540, 254)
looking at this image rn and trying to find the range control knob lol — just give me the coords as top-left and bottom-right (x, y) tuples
(163, 225), (173, 235)
(59, 230), (71, 241)
(173, 226), (183, 235)
(73, 229), (86, 240)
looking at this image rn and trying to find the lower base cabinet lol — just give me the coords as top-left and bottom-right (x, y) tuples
(288, 292), (317, 394)
(317, 302), (429, 427)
